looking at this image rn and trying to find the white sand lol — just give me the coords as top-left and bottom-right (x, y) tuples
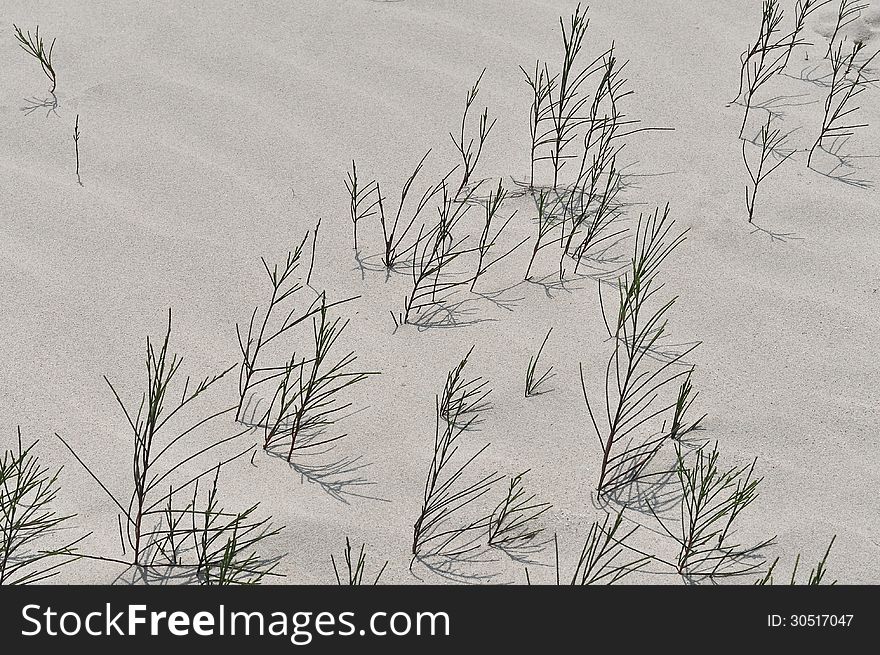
(1, 0), (878, 584)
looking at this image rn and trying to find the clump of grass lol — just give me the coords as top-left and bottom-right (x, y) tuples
(1, 431), (86, 584)
(411, 395), (502, 564)
(57, 310), (258, 573)
(73, 114), (82, 186)
(439, 347), (492, 429)
(235, 238), (355, 424)
(521, 36), (638, 280)
(525, 328), (555, 397)
(395, 184), (479, 327)
(237, 238), (309, 420)
(344, 160), (380, 252)
(757, 536), (837, 584)
(733, 1), (793, 137)
(13, 24), (56, 94)
(550, 511), (650, 585)
(391, 67), (506, 324)
(520, 60), (557, 190)
(449, 69), (496, 199)
(567, 57), (628, 249)
(743, 116), (794, 223)
(487, 471), (551, 557)
(189, 467), (280, 585)
(651, 443), (775, 580)
(808, 40), (877, 168)
(824, 0), (869, 59)
(524, 190), (565, 281)
(376, 151), (451, 270)
(259, 295), (378, 460)
(582, 207), (696, 497)
(470, 179), (526, 292)
(560, 135), (625, 277)
(520, 6), (654, 193)
(547, 4), (598, 189)
(667, 371), (706, 441)
(332, 537), (388, 585)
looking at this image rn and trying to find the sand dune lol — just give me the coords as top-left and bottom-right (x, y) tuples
(1, 0), (877, 584)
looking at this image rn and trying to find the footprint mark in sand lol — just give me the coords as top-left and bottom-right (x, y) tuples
(865, 7), (880, 27)
(813, 6), (880, 45)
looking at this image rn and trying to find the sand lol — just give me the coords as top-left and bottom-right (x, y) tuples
(1, 0), (878, 584)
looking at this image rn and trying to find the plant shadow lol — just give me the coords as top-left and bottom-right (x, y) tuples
(238, 401), (388, 505)
(21, 94), (58, 118)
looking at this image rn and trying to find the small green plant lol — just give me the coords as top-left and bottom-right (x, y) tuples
(1, 431), (85, 584)
(470, 179), (526, 292)
(258, 296), (377, 460)
(583, 207), (696, 497)
(13, 24), (56, 94)
(548, 511), (650, 585)
(525, 328), (555, 397)
(743, 116), (794, 223)
(439, 347), (491, 429)
(651, 443), (775, 580)
(189, 467), (280, 585)
(57, 310), (255, 573)
(73, 114), (82, 186)
(332, 537), (388, 585)
(757, 536), (837, 584)
(344, 160), (380, 252)
(411, 394), (501, 565)
(808, 40), (877, 168)
(235, 238), (355, 424)
(376, 151), (450, 270)
(488, 471), (551, 556)
(396, 184), (479, 327)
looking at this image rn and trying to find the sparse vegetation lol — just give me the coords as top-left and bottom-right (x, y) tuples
(13, 24), (56, 94)
(73, 114), (82, 186)
(552, 511), (650, 585)
(582, 207), (696, 497)
(57, 311), (278, 581)
(743, 116), (794, 223)
(808, 40), (878, 168)
(757, 535), (837, 584)
(651, 443), (775, 580)
(332, 537), (388, 585)
(1, 431), (85, 584)
(488, 471), (551, 556)
(2, 2), (856, 592)
(412, 360), (502, 565)
(525, 328), (555, 397)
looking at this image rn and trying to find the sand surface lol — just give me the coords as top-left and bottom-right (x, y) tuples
(1, 0), (878, 584)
